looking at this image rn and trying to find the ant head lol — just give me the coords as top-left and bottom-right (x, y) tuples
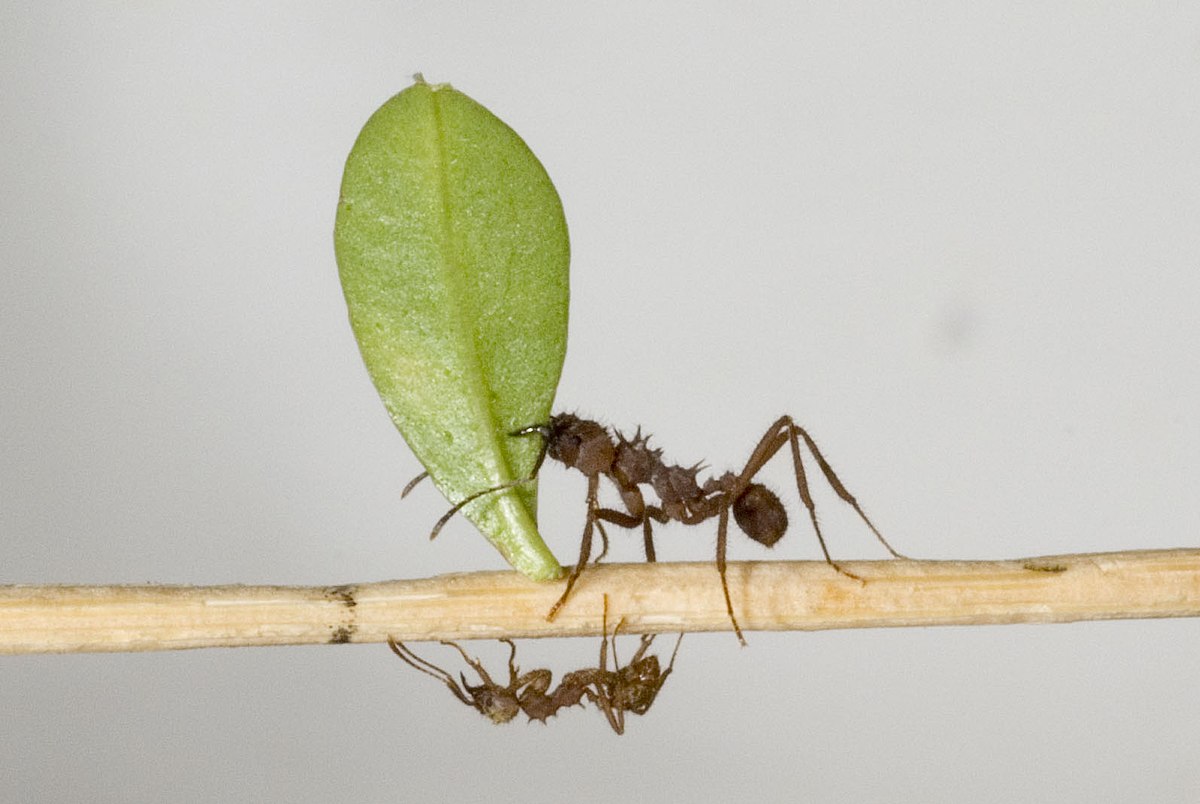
(462, 675), (521, 724)
(514, 414), (615, 474)
(733, 483), (788, 547)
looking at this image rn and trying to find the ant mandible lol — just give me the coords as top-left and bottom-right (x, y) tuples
(409, 413), (905, 644)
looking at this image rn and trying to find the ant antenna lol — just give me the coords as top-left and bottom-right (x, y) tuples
(401, 471), (429, 498)
(426, 426), (553, 540)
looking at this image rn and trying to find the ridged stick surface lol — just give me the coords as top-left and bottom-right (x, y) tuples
(2, 549), (1198, 654)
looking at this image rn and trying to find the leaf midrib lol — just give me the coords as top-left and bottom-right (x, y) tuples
(427, 88), (514, 493)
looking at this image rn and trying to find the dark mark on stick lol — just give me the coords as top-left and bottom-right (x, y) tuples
(1023, 561), (1068, 574)
(323, 585), (358, 644)
(325, 584), (358, 607)
(329, 625), (356, 644)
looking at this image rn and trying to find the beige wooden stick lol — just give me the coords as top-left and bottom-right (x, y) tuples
(2, 549), (1198, 654)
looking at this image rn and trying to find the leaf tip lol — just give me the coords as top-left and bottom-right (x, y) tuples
(410, 72), (454, 93)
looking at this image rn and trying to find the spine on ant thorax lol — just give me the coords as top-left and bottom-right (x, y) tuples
(548, 414), (723, 521)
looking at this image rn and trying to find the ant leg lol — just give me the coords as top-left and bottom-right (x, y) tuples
(739, 418), (864, 580)
(440, 639), (500, 689)
(665, 632), (684, 675)
(595, 500), (664, 564)
(600, 594), (611, 671)
(582, 595), (621, 733)
(602, 603), (630, 735)
(594, 508), (642, 529)
(609, 608), (658, 664)
(716, 505), (748, 646)
(592, 506), (649, 562)
(622, 628), (659, 666)
(401, 471), (429, 499)
(789, 421), (907, 559)
(387, 637), (474, 707)
(642, 518), (656, 563)
(609, 616), (628, 669)
(620, 485), (659, 563)
(501, 638), (519, 683)
(643, 505), (670, 562)
(594, 520), (611, 563)
(546, 474), (602, 621)
(784, 428), (863, 581)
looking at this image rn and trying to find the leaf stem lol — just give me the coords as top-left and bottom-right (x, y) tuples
(2, 549), (1198, 654)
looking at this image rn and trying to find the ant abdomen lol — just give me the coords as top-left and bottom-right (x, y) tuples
(732, 483), (788, 547)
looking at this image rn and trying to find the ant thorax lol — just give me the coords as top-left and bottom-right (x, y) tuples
(612, 428), (660, 485)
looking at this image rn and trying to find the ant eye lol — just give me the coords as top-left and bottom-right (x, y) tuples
(510, 424), (551, 440)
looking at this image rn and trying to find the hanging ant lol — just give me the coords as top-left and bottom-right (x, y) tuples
(407, 413), (905, 644)
(387, 596), (681, 734)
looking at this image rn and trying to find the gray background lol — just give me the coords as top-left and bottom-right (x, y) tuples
(3, 4), (1199, 802)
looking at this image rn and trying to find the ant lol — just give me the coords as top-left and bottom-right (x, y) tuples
(408, 413), (905, 644)
(387, 596), (681, 734)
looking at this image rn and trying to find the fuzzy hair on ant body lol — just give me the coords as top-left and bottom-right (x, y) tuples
(408, 412), (905, 644)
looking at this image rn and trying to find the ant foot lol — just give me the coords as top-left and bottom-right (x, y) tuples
(829, 561), (866, 585)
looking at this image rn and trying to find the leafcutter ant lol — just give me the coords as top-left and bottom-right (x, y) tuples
(407, 413), (905, 644)
(387, 597), (681, 734)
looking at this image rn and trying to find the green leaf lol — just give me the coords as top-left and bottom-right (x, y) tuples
(334, 77), (568, 580)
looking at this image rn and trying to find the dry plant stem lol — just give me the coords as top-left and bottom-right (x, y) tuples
(2, 549), (1199, 655)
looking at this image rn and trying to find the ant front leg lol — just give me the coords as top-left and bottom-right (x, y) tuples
(547, 474), (603, 621)
(548, 489), (648, 621)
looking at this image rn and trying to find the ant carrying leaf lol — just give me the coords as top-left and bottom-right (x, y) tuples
(408, 413), (905, 644)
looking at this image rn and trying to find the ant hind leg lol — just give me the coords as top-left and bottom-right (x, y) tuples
(716, 506), (749, 646)
(788, 420), (908, 559)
